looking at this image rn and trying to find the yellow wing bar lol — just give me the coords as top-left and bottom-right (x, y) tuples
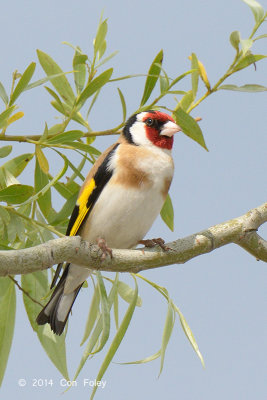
(69, 178), (96, 236)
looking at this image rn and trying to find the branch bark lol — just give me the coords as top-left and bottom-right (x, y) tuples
(0, 202), (266, 276)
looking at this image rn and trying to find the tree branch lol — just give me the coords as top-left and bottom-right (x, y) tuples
(0, 202), (266, 276)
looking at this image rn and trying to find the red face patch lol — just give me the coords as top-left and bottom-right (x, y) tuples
(143, 111), (175, 150)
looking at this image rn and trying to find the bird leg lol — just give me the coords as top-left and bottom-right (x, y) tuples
(96, 238), (113, 261)
(138, 238), (171, 251)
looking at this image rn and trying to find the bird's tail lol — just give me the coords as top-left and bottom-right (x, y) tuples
(36, 265), (82, 335)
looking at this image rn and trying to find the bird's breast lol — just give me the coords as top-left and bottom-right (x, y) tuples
(80, 143), (174, 249)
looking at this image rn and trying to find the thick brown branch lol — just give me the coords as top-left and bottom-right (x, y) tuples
(0, 202), (266, 276)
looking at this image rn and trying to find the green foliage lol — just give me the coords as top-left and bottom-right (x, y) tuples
(0, 278), (16, 386)
(0, 0), (266, 395)
(21, 271), (69, 379)
(160, 193), (174, 231)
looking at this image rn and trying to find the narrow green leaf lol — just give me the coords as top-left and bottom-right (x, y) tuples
(50, 190), (78, 226)
(39, 325), (70, 379)
(254, 33), (267, 41)
(175, 90), (194, 112)
(77, 68), (113, 108)
(86, 90), (101, 118)
(67, 159), (85, 181)
(37, 49), (76, 105)
(0, 106), (17, 129)
(159, 68), (170, 94)
(6, 111), (24, 126)
(234, 54), (267, 71)
(20, 154), (68, 207)
(113, 290), (119, 330)
(36, 146), (49, 174)
(119, 350), (161, 365)
(173, 303), (205, 367)
(47, 130), (84, 144)
(240, 39), (253, 55)
(242, 0), (265, 23)
(0, 82), (8, 105)
(191, 53), (199, 98)
(136, 274), (168, 299)
(173, 108), (208, 150)
(96, 51), (119, 68)
(0, 154), (33, 187)
(98, 40), (107, 60)
(74, 275), (119, 380)
(0, 169), (19, 188)
(168, 69), (197, 90)
(0, 278), (16, 386)
(0, 146), (12, 159)
(117, 88), (127, 122)
(160, 193), (174, 231)
(9, 62), (36, 106)
(90, 275), (138, 400)
(0, 206), (10, 223)
(45, 86), (65, 113)
(140, 49), (163, 106)
(64, 141), (101, 155)
(0, 184), (34, 204)
(39, 122), (49, 143)
(80, 284), (101, 346)
(47, 123), (64, 136)
(21, 271), (69, 379)
(50, 100), (88, 127)
(109, 73), (145, 82)
(73, 49), (87, 94)
(73, 54), (88, 64)
(159, 301), (175, 376)
(35, 209), (56, 240)
(52, 179), (79, 200)
(229, 30), (241, 51)
(25, 72), (73, 91)
(141, 271), (204, 373)
(219, 84), (267, 92)
(117, 280), (142, 307)
(21, 271), (48, 331)
(34, 157), (52, 219)
(6, 211), (26, 242)
(166, 90), (187, 95)
(94, 19), (108, 54)
(91, 272), (111, 354)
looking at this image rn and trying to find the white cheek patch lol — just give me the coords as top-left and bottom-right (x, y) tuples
(129, 121), (153, 147)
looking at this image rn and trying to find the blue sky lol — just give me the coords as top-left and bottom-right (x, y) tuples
(1, 0), (266, 399)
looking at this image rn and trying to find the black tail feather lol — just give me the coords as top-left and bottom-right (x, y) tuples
(36, 264), (82, 335)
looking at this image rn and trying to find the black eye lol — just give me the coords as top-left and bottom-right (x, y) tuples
(146, 118), (154, 127)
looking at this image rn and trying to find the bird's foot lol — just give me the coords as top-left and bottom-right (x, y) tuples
(97, 238), (113, 261)
(139, 238), (171, 251)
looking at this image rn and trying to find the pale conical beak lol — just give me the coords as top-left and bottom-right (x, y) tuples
(160, 121), (181, 137)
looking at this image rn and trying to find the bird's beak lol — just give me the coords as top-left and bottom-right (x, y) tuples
(160, 121), (181, 137)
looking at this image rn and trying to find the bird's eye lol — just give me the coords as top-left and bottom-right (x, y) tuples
(146, 118), (154, 127)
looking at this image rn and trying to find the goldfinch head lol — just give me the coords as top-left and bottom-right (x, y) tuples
(123, 110), (180, 150)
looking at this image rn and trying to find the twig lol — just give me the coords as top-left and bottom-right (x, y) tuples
(8, 275), (43, 307)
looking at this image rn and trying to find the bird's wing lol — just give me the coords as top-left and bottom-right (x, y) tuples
(50, 139), (121, 288)
(66, 140), (120, 236)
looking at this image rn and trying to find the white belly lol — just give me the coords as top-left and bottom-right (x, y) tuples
(65, 143), (174, 293)
(80, 181), (166, 249)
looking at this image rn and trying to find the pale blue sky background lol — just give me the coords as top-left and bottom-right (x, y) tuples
(1, 0), (267, 399)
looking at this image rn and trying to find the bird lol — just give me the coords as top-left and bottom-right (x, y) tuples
(36, 110), (181, 335)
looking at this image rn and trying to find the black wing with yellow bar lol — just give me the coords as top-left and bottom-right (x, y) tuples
(50, 143), (119, 289)
(66, 143), (119, 236)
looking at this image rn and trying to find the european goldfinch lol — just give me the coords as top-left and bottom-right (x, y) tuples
(36, 110), (180, 335)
